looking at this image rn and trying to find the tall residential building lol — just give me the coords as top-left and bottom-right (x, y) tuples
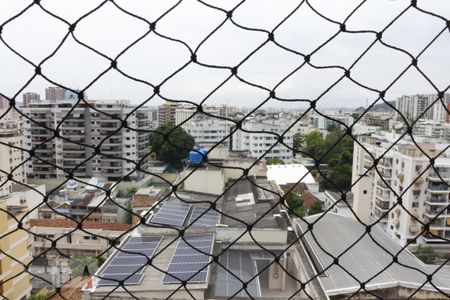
(22, 92), (40, 107)
(396, 93), (450, 122)
(23, 100), (152, 181)
(158, 101), (179, 126)
(0, 199), (32, 299)
(0, 111), (26, 196)
(352, 131), (450, 249)
(231, 118), (294, 163)
(45, 86), (67, 101)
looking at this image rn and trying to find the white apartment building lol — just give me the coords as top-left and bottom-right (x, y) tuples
(23, 100), (152, 181)
(175, 105), (231, 126)
(396, 93), (450, 122)
(231, 118), (294, 163)
(182, 118), (230, 144)
(413, 120), (450, 140)
(0, 110), (26, 196)
(352, 131), (450, 248)
(310, 112), (354, 130)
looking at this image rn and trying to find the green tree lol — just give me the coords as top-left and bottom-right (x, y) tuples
(266, 157), (285, 165)
(149, 124), (195, 169)
(308, 201), (324, 215)
(293, 133), (304, 153)
(304, 131), (324, 158)
(285, 192), (305, 217)
(326, 122), (339, 132)
(319, 127), (354, 191)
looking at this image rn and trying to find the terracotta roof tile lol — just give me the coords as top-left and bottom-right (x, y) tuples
(30, 219), (131, 231)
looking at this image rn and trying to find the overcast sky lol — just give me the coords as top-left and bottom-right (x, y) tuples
(1, 0), (449, 109)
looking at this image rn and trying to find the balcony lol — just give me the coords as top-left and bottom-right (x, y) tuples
(382, 170), (392, 178)
(427, 184), (450, 193)
(428, 171), (450, 181)
(375, 200), (390, 210)
(379, 158), (393, 168)
(376, 179), (392, 190)
(425, 195), (448, 204)
(375, 190), (390, 200)
(424, 208), (447, 217)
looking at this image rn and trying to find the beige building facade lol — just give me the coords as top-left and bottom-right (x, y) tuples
(0, 199), (32, 299)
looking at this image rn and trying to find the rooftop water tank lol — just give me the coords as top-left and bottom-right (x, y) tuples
(189, 147), (208, 164)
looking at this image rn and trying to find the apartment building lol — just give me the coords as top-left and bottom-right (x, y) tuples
(158, 101), (179, 125)
(396, 93), (450, 122)
(352, 131), (450, 248)
(310, 111), (354, 130)
(29, 218), (131, 285)
(23, 100), (152, 181)
(0, 199), (32, 300)
(39, 178), (128, 223)
(231, 118), (294, 163)
(182, 118), (230, 144)
(0, 110), (26, 196)
(22, 92), (40, 107)
(175, 105), (231, 126)
(413, 120), (450, 140)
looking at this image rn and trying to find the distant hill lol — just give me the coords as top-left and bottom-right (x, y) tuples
(355, 100), (396, 112)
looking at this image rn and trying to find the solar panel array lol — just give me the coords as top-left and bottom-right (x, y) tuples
(97, 236), (162, 286)
(150, 202), (192, 227)
(163, 234), (214, 284)
(188, 207), (220, 227)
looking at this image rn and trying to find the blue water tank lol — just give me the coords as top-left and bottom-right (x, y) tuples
(189, 147), (208, 164)
(189, 151), (203, 164)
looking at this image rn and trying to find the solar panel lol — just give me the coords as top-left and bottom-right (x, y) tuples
(188, 207), (220, 227)
(215, 250), (261, 298)
(162, 233), (214, 284)
(150, 202), (192, 227)
(97, 236), (163, 287)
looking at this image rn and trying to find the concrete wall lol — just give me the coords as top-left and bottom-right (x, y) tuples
(216, 228), (288, 245)
(182, 168), (224, 196)
(223, 160), (267, 182)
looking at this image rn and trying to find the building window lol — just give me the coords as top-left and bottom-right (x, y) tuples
(412, 202), (419, 208)
(363, 190), (367, 195)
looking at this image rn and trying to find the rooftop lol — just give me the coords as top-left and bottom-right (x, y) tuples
(221, 179), (286, 229)
(324, 190), (354, 207)
(267, 164), (316, 185)
(296, 213), (450, 297)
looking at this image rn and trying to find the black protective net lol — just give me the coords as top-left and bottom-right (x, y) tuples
(0, 0), (449, 299)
